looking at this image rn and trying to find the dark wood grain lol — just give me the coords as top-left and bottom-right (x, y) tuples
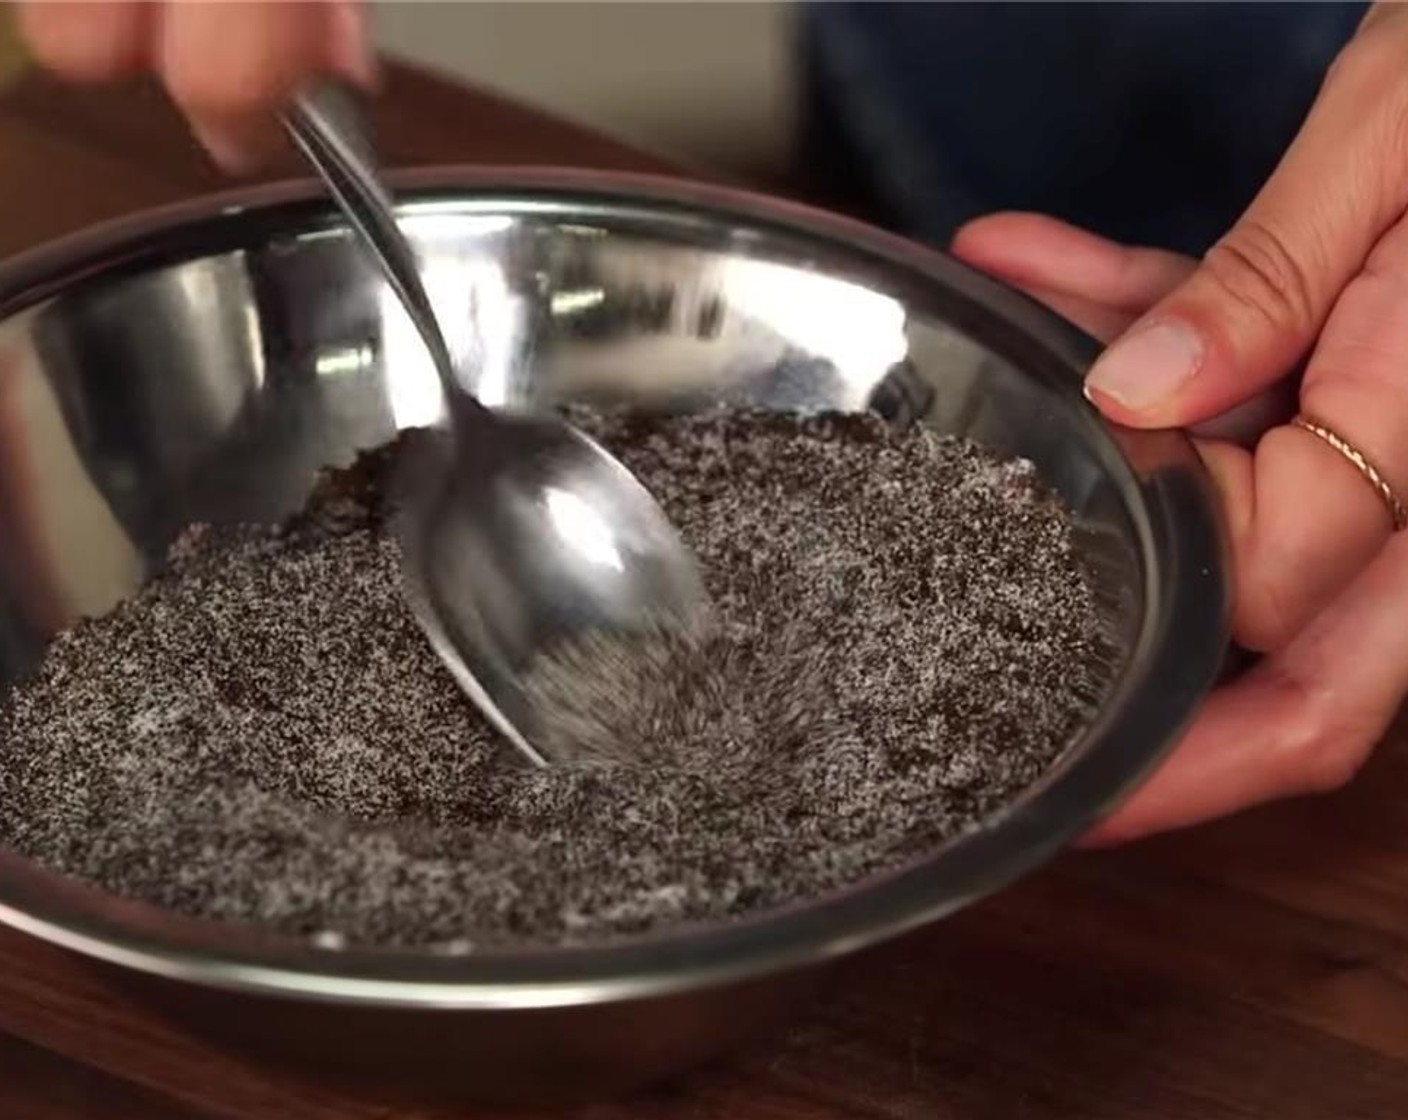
(2, 57), (1408, 1120)
(0, 1029), (213, 1120)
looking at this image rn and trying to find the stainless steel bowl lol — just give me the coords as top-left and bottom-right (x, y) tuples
(0, 169), (1228, 1104)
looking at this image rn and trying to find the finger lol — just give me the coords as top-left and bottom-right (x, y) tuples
(1085, 523), (1408, 846)
(1225, 205), (1408, 651)
(952, 212), (1195, 314)
(15, 1), (151, 82)
(159, 0), (375, 172)
(999, 282), (1141, 344)
(951, 215), (1289, 445)
(1083, 8), (1408, 425)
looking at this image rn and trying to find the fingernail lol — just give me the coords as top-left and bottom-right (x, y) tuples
(1085, 320), (1204, 411)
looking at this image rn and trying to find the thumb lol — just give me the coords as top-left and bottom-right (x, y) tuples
(1083, 12), (1408, 427)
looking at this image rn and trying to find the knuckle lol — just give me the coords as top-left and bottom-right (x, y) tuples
(1202, 221), (1320, 337)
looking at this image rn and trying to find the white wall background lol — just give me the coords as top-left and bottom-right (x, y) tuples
(371, 1), (799, 179)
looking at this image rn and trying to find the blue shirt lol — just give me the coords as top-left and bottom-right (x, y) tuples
(799, 2), (1368, 256)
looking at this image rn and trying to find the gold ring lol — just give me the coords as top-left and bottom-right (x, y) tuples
(1292, 415), (1407, 532)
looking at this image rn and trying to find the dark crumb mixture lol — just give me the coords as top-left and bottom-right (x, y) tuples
(0, 409), (1116, 951)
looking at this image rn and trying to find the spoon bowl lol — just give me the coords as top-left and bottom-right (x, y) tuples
(286, 86), (708, 765)
(393, 414), (710, 766)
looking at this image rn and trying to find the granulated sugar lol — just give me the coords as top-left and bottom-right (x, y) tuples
(0, 409), (1116, 950)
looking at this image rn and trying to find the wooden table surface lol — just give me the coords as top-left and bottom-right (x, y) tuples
(2, 61), (1408, 1120)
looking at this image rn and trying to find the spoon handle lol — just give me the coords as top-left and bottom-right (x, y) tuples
(285, 83), (477, 422)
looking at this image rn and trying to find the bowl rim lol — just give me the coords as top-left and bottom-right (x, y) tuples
(0, 166), (1231, 1009)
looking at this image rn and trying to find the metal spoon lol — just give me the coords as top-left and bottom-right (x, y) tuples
(285, 84), (709, 767)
